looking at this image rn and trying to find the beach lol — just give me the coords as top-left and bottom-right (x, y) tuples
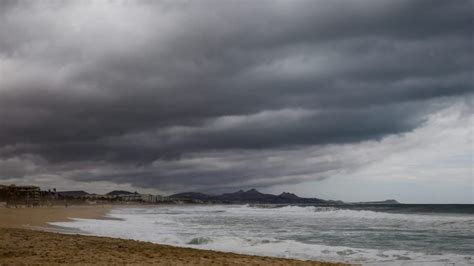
(0, 205), (112, 229)
(0, 206), (344, 265)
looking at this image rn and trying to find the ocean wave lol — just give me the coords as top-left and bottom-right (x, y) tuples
(50, 206), (474, 265)
(187, 237), (213, 245)
(238, 205), (474, 223)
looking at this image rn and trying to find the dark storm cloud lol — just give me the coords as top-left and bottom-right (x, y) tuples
(0, 0), (472, 191)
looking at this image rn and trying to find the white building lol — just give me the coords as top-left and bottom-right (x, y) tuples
(141, 194), (166, 203)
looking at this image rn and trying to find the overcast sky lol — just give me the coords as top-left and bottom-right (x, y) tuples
(0, 0), (472, 203)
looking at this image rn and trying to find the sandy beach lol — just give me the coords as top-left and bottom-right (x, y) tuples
(0, 205), (112, 229)
(0, 206), (346, 265)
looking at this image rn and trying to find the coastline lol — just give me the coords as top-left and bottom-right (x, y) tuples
(0, 205), (113, 229)
(0, 205), (347, 265)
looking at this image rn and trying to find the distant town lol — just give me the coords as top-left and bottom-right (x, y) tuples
(0, 184), (400, 207)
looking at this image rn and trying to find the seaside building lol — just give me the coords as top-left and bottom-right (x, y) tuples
(0, 185), (41, 206)
(141, 194), (167, 203)
(58, 191), (89, 199)
(118, 194), (143, 201)
(1, 184), (170, 205)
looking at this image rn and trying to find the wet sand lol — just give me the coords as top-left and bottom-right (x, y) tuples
(0, 206), (347, 265)
(0, 205), (112, 229)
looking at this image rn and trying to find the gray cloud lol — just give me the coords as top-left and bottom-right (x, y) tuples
(0, 0), (472, 192)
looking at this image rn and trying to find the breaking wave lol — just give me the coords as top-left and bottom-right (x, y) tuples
(51, 205), (474, 265)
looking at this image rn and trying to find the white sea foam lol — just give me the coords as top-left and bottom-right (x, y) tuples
(51, 205), (474, 265)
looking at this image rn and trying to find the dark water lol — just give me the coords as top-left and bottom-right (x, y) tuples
(251, 203), (474, 215)
(317, 204), (474, 214)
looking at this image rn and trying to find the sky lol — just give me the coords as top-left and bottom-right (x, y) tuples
(0, 0), (472, 203)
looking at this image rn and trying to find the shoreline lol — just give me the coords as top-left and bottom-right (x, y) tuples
(0, 204), (113, 229)
(0, 205), (347, 265)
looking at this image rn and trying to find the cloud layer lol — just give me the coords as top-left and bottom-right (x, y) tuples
(0, 0), (472, 195)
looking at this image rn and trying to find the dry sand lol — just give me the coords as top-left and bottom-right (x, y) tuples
(0, 206), (347, 265)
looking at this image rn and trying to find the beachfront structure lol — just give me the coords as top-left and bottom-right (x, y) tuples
(2, 184), (169, 205)
(58, 191), (89, 198)
(101, 192), (167, 203)
(140, 194), (166, 203)
(118, 194), (143, 201)
(0, 185), (41, 206)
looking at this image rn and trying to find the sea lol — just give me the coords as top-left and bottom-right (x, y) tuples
(51, 204), (474, 265)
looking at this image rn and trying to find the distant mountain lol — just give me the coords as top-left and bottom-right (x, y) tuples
(106, 190), (135, 196)
(275, 191), (326, 204)
(218, 189), (278, 202)
(168, 189), (328, 204)
(169, 192), (213, 200)
(353, 199), (400, 204)
(58, 191), (89, 197)
(278, 192), (300, 200)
